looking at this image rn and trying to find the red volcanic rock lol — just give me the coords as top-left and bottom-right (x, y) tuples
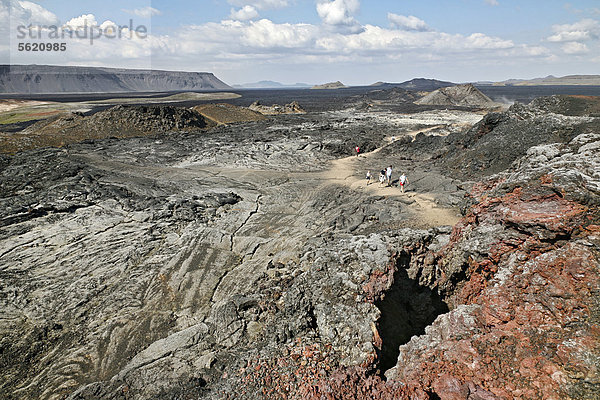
(220, 136), (599, 400)
(389, 242), (598, 399)
(362, 261), (396, 302)
(290, 136), (600, 400)
(383, 138), (600, 399)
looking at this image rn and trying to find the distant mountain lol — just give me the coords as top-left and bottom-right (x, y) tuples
(415, 83), (498, 108)
(370, 78), (455, 91)
(311, 81), (347, 90)
(487, 75), (600, 86)
(234, 81), (311, 89)
(0, 65), (232, 94)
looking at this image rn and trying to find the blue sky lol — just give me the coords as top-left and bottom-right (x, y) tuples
(3, 0), (600, 85)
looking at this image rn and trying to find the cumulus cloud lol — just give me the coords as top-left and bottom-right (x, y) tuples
(230, 5), (259, 21)
(72, 17), (523, 64)
(123, 6), (162, 18)
(316, 0), (361, 31)
(173, 19), (318, 53)
(315, 25), (514, 53)
(2, 1), (155, 68)
(547, 18), (599, 42)
(244, 19), (319, 47)
(0, 0), (59, 28)
(63, 14), (98, 29)
(485, 0), (499, 6)
(17, 0), (60, 25)
(228, 0), (289, 10)
(561, 42), (589, 54)
(4, 0), (575, 84)
(1, 1), (56, 61)
(388, 13), (430, 31)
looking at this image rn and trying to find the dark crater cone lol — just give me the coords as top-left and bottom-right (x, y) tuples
(0, 105), (215, 154)
(415, 83), (498, 108)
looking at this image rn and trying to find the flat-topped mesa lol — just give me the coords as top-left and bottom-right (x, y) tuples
(248, 100), (306, 115)
(0, 65), (232, 94)
(415, 83), (498, 108)
(493, 74), (600, 86)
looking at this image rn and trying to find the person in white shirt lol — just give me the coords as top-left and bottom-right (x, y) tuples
(399, 174), (409, 193)
(386, 165), (392, 187)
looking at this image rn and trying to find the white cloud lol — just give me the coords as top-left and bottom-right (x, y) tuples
(99, 20), (116, 30)
(17, 0), (60, 25)
(513, 45), (551, 57)
(0, 0), (59, 28)
(173, 19), (318, 52)
(315, 25), (514, 53)
(485, 0), (499, 6)
(123, 6), (162, 18)
(227, 0), (289, 10)
(1, 1), (59, 62)
(230, 5), (259, 21)
(64, 14), (98, 29)
(561, 42), (589, 54)
(547, 18), (599, 42)
(5, 0), (582, 85)
(160, 18), (518, 63)
(316, 0), (360, 28)
(388, 13), (430, 32)
(243, 19), (318, 47)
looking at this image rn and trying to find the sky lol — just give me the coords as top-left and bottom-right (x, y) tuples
(1, 0), (600, 85)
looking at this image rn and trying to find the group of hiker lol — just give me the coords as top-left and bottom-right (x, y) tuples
(365, 166), (409, 193)
(355, 145), (409, 193)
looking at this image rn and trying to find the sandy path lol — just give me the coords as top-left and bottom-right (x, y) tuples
(319, 126), (461, 228)
(81, 124), (461, 229)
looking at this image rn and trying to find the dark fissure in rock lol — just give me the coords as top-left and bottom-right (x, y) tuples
(426, 390), (442, 400)
(375, 254), (449, 375)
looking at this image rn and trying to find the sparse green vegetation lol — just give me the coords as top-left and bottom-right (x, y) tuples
(0, 108), (69, 124)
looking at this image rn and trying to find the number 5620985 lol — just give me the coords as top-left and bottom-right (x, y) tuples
(17, 43), (67, 51)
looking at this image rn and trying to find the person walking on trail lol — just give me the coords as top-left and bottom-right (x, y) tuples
(366, 170), (371, 186)
(355, 145), (360, 157)
(386, 165), (392, 187)
(379, 170), (386, 187)
(399, 173), (409, 193)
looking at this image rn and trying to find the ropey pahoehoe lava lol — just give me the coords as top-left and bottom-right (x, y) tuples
(1, 86), (599, 400)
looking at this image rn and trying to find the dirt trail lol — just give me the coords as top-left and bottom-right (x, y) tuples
(319, 126), (461, 228)
(85, 124), (461, 230)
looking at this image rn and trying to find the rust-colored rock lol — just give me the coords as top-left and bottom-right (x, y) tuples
(266, 135), (600, 400)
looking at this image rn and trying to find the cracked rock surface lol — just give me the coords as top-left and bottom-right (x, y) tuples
(0, 92), (599, 400)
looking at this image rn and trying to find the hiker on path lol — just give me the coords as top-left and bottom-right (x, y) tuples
(355, 145), (360, 157)
(379, 170), (386, 187)
(399, 173), (409, 193)
(366, 170), (371, 186)
(386, 165), (392, 186)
